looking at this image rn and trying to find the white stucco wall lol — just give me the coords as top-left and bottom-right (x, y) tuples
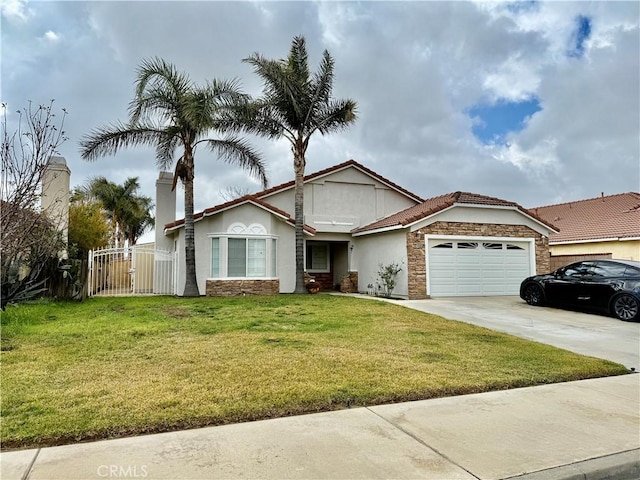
(352, 230), (409, 298)
(261, 166), (418, 233)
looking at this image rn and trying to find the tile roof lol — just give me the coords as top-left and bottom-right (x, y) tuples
(254, 159), (424, 203)
(353, 191), (557, 234)
(164, 195), (316, 235)
(531, 192), (640, 243)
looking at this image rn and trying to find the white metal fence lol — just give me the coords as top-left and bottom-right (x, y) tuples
(88, 245), (176, 297)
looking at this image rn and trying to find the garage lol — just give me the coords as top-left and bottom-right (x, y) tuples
(427, 238), (532, 296)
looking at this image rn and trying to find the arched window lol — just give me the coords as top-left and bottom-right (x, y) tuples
(210, 223), (277, 279)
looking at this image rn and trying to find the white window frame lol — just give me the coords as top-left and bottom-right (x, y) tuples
(208, 223), (278, 280)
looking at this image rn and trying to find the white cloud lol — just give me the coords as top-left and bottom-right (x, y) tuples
(41, 30), (60, 43)
(1, 0), (30, 22)
(482, 56), (541, 103)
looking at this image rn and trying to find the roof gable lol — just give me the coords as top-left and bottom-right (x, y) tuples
(255, 159), (424, 203)
(353, 191), (557, 235)
(164, 195), (316, 235)
(532, 192), (640, 243)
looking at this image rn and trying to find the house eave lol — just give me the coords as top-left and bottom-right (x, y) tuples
(351, 224), (405, 237)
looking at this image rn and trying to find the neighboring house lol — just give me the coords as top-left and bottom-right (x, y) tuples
(532, 193), (640, 270)
(162, 160), (557, 299)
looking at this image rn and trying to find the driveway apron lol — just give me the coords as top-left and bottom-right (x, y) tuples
(392, 296), (640, 370)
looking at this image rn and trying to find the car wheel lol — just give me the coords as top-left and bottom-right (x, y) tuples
(612, 294), (639, 322)
(523, 283), (544, 306)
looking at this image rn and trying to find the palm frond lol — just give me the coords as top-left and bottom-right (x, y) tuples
(155, 127), (180, 169)
(244, 54), (307, 129)
(130, 57), (192, 124)
(313, 99), (358, 136)
(311, 51), (335, 109)
(288, 35), (310, 86)
(79, 122), (167, 161)
(203, 136), (268, 188)
(130, 85), (180, 125)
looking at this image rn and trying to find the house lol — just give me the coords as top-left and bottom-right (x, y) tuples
(162, 160), (557, 299)
(532, 192), (640, 270)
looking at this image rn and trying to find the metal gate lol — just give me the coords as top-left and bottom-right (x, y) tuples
(88, 244), (176, 296)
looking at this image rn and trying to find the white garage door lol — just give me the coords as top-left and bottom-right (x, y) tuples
(428, 239), (531, 296)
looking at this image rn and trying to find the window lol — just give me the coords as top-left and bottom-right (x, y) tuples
(306, 243), (329, 271)
(506, 244), (525, 250)
(271, 239), (277, 277)
(483, 242), (503, 250)
(592, 262), (631, 278)
(247, 239), (266, 277)
(228, 238), (247, 277)
(211, 238), (220, 278)
(433, 242), (453, 249)
(562, 262), (594, 278)
(210, 223), (277, 279)
(457, 242), (478, 249)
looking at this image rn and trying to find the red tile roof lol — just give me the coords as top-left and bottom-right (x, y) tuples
(164, 195), (316, 234)
(254, 159), (424, 203)
(531, 192), (640, 243)
(353, 191), (557, 234)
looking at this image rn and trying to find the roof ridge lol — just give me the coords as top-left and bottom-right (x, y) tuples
(533, 192), (640, 210)
(253, 159), (424, 202)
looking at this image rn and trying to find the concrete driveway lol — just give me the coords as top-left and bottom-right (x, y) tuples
(394, 296), (640, 370)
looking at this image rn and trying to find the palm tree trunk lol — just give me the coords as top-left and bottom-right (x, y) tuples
(182, 176), (200, 297)
(293, 150), (306, 294)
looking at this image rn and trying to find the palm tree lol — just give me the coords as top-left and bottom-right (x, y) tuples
(243, 35), (357, 293)
(80, 58), (268, 297)
(83, 176), (154, 247)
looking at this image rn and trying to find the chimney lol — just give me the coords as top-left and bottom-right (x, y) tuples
(155, 171), (176, 252)
(601, 192), (605, 201)
(41, 156), (70, 259)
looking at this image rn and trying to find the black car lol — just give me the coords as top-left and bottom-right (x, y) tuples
(520, 259), (640, 322)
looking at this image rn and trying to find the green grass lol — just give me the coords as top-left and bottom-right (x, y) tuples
(0, 295), (628, 449)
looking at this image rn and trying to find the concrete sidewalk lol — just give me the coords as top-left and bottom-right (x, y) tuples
(3, 375), (639, 480)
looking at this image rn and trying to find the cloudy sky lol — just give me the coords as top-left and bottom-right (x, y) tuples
(3, 0), (639, 240)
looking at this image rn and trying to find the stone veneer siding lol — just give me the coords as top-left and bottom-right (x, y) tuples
(206, 279), (280, 296)
(406, 222), (550, 300)
(339, 271), (359, 293)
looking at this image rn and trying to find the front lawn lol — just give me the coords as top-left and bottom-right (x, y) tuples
(0, 295), (628, 449)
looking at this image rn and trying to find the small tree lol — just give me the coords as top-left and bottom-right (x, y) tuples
(80, 177), (154, 247)
(377, 262), (403, 298)
(68, 197), (110, 258)
(219, 185), (251, 202)
(1, 100), (68, 309)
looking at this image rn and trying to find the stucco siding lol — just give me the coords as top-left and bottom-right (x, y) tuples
(550, 240), (640, 261)
(260, 167), (419, 234)
(353, 230), (408, 297)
